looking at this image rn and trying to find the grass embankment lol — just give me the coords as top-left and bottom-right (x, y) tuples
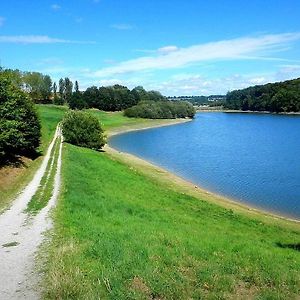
(38, 105), (67, 152)
(89, 110), (189, 135)
(0, 105), (66, 210)
(43, 109), (300, 299)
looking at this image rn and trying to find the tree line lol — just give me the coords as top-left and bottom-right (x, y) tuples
(124, 100), (195, 119)
(225, 78), (300, 113)
(0, 68), (171, 111)
(1, 67), (196, 124)
(69, 85), (166, 111)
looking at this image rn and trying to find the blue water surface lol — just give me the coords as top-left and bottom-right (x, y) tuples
(110, 113), (300, 219)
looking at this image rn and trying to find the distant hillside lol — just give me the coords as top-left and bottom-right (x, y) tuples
(225, 78), (300, 112)
(167, 95), (226, 105)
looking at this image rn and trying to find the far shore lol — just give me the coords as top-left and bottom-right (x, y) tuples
(105, 118), (300, 227)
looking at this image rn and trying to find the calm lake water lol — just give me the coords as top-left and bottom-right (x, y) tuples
(110, 113), (300, 220)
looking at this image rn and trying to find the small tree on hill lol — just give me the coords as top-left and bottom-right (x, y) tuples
(62, 111), (106, 150)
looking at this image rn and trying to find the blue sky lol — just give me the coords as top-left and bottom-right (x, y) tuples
(0, 0), (300, 95)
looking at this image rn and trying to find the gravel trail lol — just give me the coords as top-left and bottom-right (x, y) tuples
(0, 127), (62, 299)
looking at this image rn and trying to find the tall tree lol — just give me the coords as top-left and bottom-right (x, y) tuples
(58, 78), (65, 103)
(131, 86), (149, 103)
(74, 80), (79, 93)
(64, 77), (73, 103)
(41, 75), (52, 103)
(23, 72), (44, 102)
(53, 82), (61, 105)
(0, 69), (23, 88)
(83, 86), (100, 108)
(53, 82), (57, 96)
(0, 73), (41, 160)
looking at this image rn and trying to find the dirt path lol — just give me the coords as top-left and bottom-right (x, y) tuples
(0, 127), (62, 299)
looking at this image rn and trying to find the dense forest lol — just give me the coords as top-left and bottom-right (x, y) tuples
(77, 85), (166, 111)
(225, 78), (300, 112)
(124, 100), (195, 119)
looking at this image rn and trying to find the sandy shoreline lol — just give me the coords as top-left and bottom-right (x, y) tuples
(105, 118), (300, 226)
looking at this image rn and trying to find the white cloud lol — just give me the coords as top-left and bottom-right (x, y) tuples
(111, 24), (133, 30)
(103, 59), (117, 64)
(98, 78), (124, 86)
(0, 35), (95, 44)
(91, 33), (300, 78)
(51, 4), (61, 10)
(248, 77), (267, 85)
(158, 45), (179, 54)
(148, 65), (300, 96)
(150, 74), (271, 96)
(0, 17), (5, 27)
(43, 65), (300, 96)
(274, 64), (300, 82)
(38, 66), (68, 74)
(278, 64), (300, 73)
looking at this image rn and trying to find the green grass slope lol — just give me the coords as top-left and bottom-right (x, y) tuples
(37, 105), (67, 151)
(44, 143), (300, 299)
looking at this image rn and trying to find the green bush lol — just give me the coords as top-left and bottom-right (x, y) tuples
(62, 111), (106, 150)
(124, 100), (195, 119)
(0, 75), (41, 160)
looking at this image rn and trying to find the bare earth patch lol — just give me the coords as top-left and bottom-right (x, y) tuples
(0, 157), (31, 190)
(231, 281), (258, 299)
(130, 277), (151, 298)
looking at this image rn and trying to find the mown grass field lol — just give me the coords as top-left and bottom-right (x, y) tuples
(40, 106), (300, 299)
(0, 105), (66, 210)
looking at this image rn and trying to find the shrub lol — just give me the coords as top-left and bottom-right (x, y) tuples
(0, 75), (41, 160)
(62, 111), (106, 150)
(124, 100), (195, 119)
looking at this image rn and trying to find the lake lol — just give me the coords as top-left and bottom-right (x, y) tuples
(109, 113), (300, 220)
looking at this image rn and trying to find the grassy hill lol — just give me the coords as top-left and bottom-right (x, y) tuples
(37, 106), (300, 299)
